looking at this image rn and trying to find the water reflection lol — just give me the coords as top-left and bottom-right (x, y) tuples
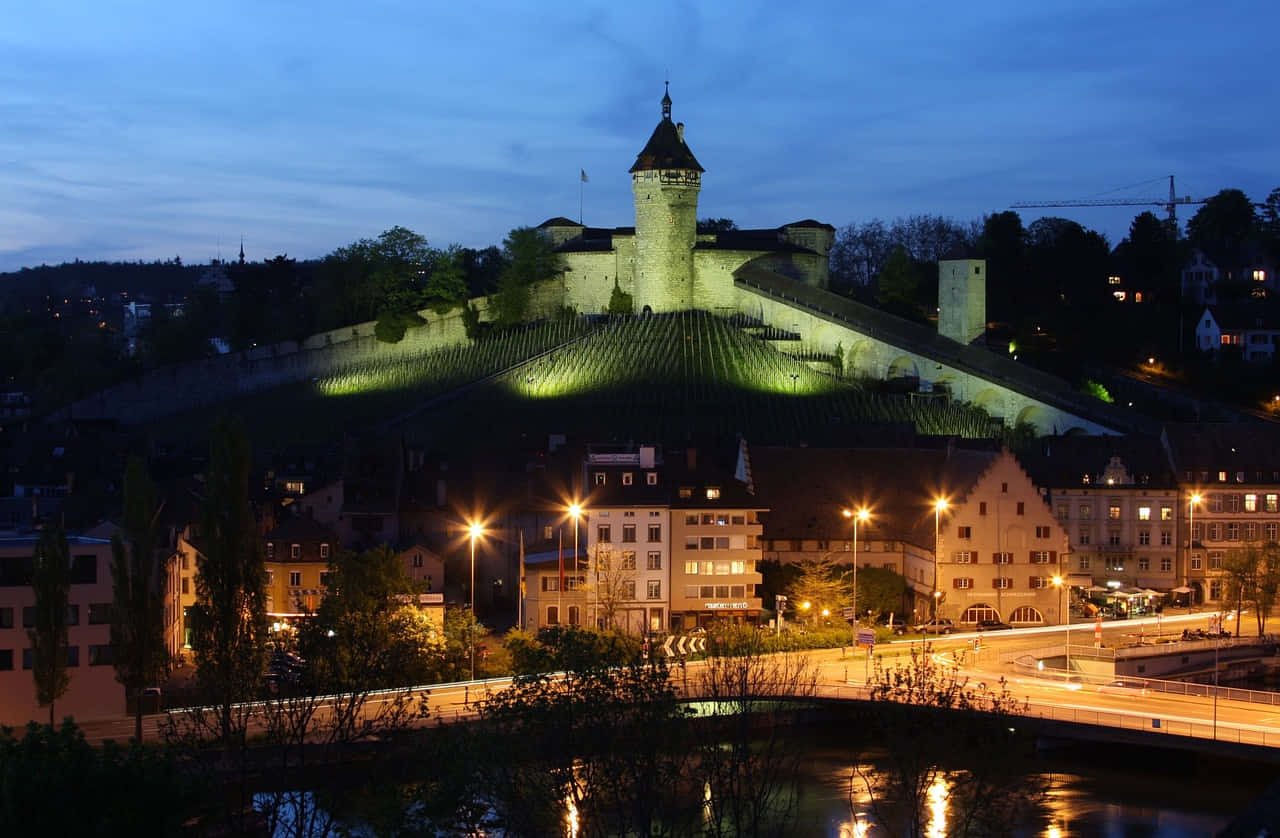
(926, 775), (949, 838)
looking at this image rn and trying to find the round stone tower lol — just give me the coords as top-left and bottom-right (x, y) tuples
(630, 84), (703, 312)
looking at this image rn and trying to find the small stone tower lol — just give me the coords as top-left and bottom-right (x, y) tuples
(630, 84), (703, 312)
(937, 257), (987, 345)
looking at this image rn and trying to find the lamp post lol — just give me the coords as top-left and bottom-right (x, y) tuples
(844, 507), (871, 640)
(568, 502), (584, 627)
(933, 498), (949, 620)
(1053, 575), (1069, 673)
(468, 521), (483, 682)
(775, 594), (787, 636)
(1186, 492), (1201, 592)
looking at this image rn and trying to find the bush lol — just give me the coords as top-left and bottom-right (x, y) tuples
(374, 309), (426, 343)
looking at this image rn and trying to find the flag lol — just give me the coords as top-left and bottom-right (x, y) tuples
(580, 168), (589, 183)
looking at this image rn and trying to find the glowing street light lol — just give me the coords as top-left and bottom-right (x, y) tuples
(1186, 492), (1202, 590)
(568, 502), (585, 626)
(468, 521), (484, 681)
(933, 498), (949, 620)
(843, 507), (871, 638)
(1053, 574), (1069, 673)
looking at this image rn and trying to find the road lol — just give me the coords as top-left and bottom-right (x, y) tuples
(75, 611), (1280, 749)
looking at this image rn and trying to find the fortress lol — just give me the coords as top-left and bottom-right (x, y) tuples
(61, 87), (1150, 438)
(543, 84), (836, 315)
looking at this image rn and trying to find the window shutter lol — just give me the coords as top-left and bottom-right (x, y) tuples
(1049, 550), (1057, 561)
(1029, 577), (1037, 589)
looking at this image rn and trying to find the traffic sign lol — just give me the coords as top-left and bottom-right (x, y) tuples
(856, 628), (875, 648)
(841, 607), (856, 620)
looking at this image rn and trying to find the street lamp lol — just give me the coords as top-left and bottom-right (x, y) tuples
(568, 502), (584, 626)
(1186, 492), (1202, 591)
(468, 521), (484, 682)
(933, 498), (949, 620)
(1053, 575), (1069, 673)
(844, 507), (871, 636)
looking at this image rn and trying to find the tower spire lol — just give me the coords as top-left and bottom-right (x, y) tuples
(661, 81), (671, 120)
(238, 236), (245, 265)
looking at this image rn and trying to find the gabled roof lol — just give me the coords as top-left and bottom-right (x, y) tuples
(750, 446), (998, 548)
(1204, 301), (1280, 331)
(538, 217), (582, 229)
(1162, 423), (1280, 478)
(1020, 435), (1177, 490)
(265, 514), (339, 543)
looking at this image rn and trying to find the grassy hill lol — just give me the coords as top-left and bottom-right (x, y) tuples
(151, 312), (1004, 450)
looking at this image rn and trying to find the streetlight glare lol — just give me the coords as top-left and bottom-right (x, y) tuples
(934, 498), (949, 513)
(1052, 575), (1063, 586)
(468, 522), (484, 539)
(1190, 493), (1202, 505)
(568, 502), (582, 519)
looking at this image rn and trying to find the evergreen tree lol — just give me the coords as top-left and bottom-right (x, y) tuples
(30, 527), (71, 726)
(110, 456), (170, 742)
(189, 416), (267, 742)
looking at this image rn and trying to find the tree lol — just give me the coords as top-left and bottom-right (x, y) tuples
(606, 281), (634, 315)
(422, 245), (470, 314)
(697, 217), (738, 233)
(1123, 211), (1181, 304)
(29, 528), (71, 726)
(874, 245), (925, 317)
(1187, 189), (1259, 277)
(858, 644), (1042, 836)
(298, 546), (442, 691)
(110, 456), (170, 743)
(491, 227), (561, 328)
(586, 544), (636, 630)
(188, 416), (268, 743)
(976, 211), (1027, 324)
(854, 566), (907, 618)
(785, 555), (850, 624)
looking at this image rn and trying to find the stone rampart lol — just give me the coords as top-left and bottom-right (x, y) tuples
(59, 280), (567, 424)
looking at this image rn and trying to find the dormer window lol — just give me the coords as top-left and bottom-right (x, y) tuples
(291, 544), (301, 559)
(706, 487), (721, 500)
(266, 543), (274, 558)
(646, 472), (658, 486)
(594, 472), (607, 486)
(678, 487), (692, 499)
(622, 472), (634, 486)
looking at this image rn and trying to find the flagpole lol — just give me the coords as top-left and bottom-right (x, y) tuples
(579, 178), (583, 224)
(558, 528), (564, 625)
(518, 530), (525, 631)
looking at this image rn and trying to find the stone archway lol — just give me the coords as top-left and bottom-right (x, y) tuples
(887, 356), (920, 381)
(1014, 404), (1051, 434)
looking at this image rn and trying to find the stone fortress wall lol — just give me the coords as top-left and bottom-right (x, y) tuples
(59, 281), (569, 424)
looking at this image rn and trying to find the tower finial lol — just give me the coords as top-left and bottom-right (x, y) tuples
(661, 81), (671, 120)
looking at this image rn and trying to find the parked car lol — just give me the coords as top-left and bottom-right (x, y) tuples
(975, 620), (1013, 632)
(913, 618), (954, 634)
(1097, 678), (1150, 696)
(877, 615), (909, 635)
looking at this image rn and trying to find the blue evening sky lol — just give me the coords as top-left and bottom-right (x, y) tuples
(2, 0), (1276, 272)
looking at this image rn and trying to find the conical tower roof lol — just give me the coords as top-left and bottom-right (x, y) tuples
(629, 84), (704, 174)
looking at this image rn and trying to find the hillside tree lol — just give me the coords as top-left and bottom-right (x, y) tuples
(189, 416), (268, 742)
(110, 456), (170, 742)
(29, 527), (72, 726)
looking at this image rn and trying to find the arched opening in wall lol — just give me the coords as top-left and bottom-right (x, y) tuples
(1014, 405), (1051, 435)
(886, 357), (920, 392)
(846, 341), (873, 377)
(1008, 606), (1044, 625)
(972, 388), (1003, 419)
(960, 604), (1000, 624)
(931, 373), (958, 399)
(642, 305), (653, 315)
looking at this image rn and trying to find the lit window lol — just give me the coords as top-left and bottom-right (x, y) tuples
(1138, 506), (1151, 521)
(1160, 506), (1172, 521)
(1108, 275), (1122, 285)
(1254, 269), (1266, 282)
(706, 487), (721, 500)
(1113, 291), (1126, 301)
(1245, 494), (1258, 512)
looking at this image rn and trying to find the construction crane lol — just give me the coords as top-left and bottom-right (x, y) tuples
(1011, 175), (1206, 228)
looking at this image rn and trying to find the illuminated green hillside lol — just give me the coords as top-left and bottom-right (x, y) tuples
(155, 312), (1003, 448)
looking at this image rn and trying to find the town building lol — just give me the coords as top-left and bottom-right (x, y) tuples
(0, 531), (120, 726)
(1194, 302), (1280, 362)
(1162, 424), (1280, 604)
(1022, 436), (1180, 601)
(752, 444), (1070, 627)
(263, 515), (340, 619)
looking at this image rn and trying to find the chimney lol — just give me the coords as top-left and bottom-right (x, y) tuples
(676, 122), (685, 142)
(686, 447), (697, 470)
(640, 445), (655, 469)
